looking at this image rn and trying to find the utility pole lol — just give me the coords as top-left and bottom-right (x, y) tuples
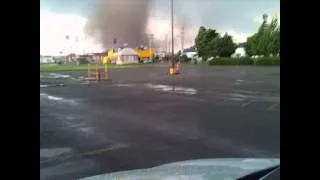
(113, 37), (117, 52)
(148, 34), (154, 61)
(165, 34), (168, 55)
(168, 39), (171, 56)
(181, 25), (184, 56)
(171, 0), (174, 68)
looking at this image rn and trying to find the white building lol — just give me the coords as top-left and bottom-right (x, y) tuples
(232, 47), (246, 57)
(185, 52), (197, 59)
(40, 56), (55, 63)
(181, 47), (197, 59)
(116, 48), (139, 65)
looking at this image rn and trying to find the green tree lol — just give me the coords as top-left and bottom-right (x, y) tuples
(216, 33), (236, 57)
(272, 27), (280, 55)
(266, 17), (280, 55)
(195, 27), (219, 61)
(203, 29), (219, 59)
(195, 27), (237, 58)
(207, 36), (220, 58)
(195, 26), (207, 59)
(245, 14), (280, 56)
(244, 36), (254, 56)
(256, 14), (269, 55)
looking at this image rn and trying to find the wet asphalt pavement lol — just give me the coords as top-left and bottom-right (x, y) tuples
(40, 64), (280, 180)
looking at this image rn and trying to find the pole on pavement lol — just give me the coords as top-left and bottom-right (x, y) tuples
(171, 0), (174, 69)
(148, 34), (153, 62)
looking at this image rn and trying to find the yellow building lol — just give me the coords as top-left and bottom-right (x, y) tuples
(134, 48), (157, 60)
(103, 50), (117, 64)
(103, 48), (157, 64)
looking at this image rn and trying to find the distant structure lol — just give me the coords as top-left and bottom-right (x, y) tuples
(231, 47), (246, 57)
(40, 55), (55, 63)
(263, 13), (268, 22)
(182, 47), (197, 59)
(116, 48), (139, 64)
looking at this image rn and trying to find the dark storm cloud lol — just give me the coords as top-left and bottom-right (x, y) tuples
(84, 0), (151, 48)
(41, 0), (279, 44)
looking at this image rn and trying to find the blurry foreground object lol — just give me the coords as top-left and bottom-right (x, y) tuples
(87, 63), (109, 81)
(169, 58), (181, 75)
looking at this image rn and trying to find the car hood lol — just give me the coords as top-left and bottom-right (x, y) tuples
(80, 158), (280, 180)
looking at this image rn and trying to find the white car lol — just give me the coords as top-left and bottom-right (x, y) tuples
(143, 59), (152, 63)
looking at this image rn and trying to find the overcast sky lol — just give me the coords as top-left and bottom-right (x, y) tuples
(40, 0), (279, 52)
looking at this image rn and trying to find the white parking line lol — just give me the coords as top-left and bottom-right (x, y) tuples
(40, 143), (130, 164)
(56, 124), (87, 131)
(241, 101), (253, 107)
(267, 103), (280, 111)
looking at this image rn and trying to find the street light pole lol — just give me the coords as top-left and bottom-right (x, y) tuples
(148, 34), (153, 62)
(171, 0), (174, 68)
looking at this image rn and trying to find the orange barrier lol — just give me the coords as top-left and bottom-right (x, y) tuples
(169, 62), (181, 75)
(87, 63), (109, 81)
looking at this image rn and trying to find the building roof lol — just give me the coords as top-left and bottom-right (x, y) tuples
(88, 52), (107, 56)
(183, 47), (196, 53)
(117, 48), (139, 56)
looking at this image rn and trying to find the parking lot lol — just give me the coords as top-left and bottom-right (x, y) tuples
(40, 64), (280, 180)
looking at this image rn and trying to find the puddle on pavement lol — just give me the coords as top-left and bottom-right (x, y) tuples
(144, 83), (197, 95)
(76, 76), (88, 81)
(40, 73), (70, 79)
(40, 83), (64, 88)
(230, 93), (248, 99)
(234, 80), (244, 85)
(40, 147), (72, 158)
(40, 93), (78, 105)
(112, 82), (198, 95)
(115, 83), (135, 87)
(79, 127), (94, 133)
(228, 92), (280, 103)
(228, 93), (250, 101)
(234, 90), (259, 95)
(48, 73), (70, 78)
(48, 96), (64, 101)
(41, 73), (91, 83)
(230, 97), (247, 101)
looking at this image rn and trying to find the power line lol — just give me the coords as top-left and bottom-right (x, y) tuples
(148, 34), (154, 61)
(165, 34), (168, 55)
(181, 25), (184, 55)
(171, 0), (174, 68)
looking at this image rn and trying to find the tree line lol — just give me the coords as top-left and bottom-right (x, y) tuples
(194, 13), (280, 61)
(245, 14), (280, 57)
(195, 27), (236, 61)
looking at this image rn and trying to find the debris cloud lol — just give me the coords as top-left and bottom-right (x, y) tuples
(85, 0), (151, 48)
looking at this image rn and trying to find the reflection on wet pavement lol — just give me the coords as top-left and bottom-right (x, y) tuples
(144, 83), (198, 95)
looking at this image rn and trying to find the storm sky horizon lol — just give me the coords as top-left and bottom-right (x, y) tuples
(40, 0), (279, 54)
